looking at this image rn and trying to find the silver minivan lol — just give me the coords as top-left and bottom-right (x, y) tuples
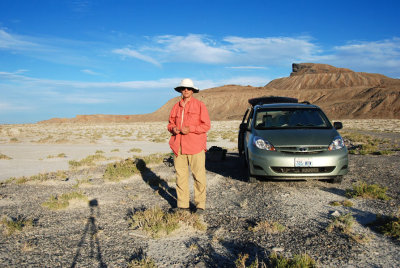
(238, 96), (348, 183)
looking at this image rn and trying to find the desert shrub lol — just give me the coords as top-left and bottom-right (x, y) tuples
(372, 213), (400, 240)
(135, 153), (170, 167)
(327, 213), (355, 234)
(128, 206), (206, 238)
(7, 170), (68, 184)
(343, 132), (392, 155)
(329, 200), (353, 207)
(129, 148), (142, 153)
(234, 253), (264, 268)
(249, 220), (285, 234)
(69, 154), (107, 168)
(42, 191), (88, 210)
(103, 158), (138, 182)
(36, 135), (53, 143)
(327, 213), (371, 243)
(346, 181), (390, 200)
(1, 215), (33, 236)
(329, 201), (341, 206)
(342, 200), (354, 207)
(0, 153), (12, 160)
(269, 252), (316, 268)
(46, 153), (67, 159)
(127, 257), (157, 268)
(150, 137), (165, 143)
(73, 178), (93, 188)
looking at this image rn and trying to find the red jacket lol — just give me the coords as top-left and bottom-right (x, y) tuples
(168, 97), (211, 156)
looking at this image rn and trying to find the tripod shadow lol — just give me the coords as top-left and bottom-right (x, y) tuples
(70, 199), (106, 268)
(135, 158), (189, 209)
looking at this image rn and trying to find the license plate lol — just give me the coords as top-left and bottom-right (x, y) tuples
(294, 158), (312, 167)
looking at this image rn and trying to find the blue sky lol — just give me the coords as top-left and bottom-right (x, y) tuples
(1, 0), (399, 124)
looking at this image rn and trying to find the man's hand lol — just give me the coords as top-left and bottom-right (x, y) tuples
(172, 127), (181, 135)
(181, 126), (190, 135)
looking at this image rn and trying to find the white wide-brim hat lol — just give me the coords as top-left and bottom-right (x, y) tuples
(174, 78), (199, 93)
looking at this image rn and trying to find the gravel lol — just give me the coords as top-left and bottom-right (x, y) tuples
(0, 131), (399, 267)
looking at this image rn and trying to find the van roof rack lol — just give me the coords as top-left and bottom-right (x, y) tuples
(248, 96), (298, 106)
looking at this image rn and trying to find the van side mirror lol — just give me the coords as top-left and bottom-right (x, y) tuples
(333, 122), (343, 130)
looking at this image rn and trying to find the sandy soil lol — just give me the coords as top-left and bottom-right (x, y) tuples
(0, 120), (399, 267)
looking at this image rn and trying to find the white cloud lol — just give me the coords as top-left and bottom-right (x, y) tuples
(223, 36), (317, 65)
(112, 34), (400, 77)
(327, 38), (400, 72)
(113, 48), (161, 67)
(0, 71), (180, 90)
(64, 95), (110, 104)
(0, 29), (39, 50)
(0, 101), (32, 112)
(113, 34), (317, 67)
(226, 66), (268, 70)
(0, 29), (98, 68)
(154, 34), (233, 64)
(81, 69), (100, 76)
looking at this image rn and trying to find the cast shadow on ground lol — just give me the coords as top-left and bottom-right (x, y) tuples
(321, 187), (348, 198)
(201, 239), (270, 267)
(205, 152), (248, 182)
(70, 199), (107, 268)
(135, 158), (186, 210)
(319, 189), (400, 246)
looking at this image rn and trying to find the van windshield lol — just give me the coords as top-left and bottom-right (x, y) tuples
(254, 108), (332, 129)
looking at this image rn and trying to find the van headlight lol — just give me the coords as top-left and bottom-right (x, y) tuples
(328, 136), (345, 151)
(253, 136), (275, 151)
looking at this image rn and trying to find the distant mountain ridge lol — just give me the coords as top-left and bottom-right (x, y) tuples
(39, 63), (400, 123)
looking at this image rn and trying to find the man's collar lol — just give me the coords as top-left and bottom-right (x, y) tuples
(179, 96), (194, 106)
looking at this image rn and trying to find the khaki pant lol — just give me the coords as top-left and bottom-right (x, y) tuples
(174, 150), (207, 210)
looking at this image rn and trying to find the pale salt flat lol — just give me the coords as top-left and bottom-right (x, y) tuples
(0, 121), (239, 181)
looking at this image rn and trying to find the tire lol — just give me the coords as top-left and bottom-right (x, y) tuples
(328, 176), (343, 184)
(246, 157), (257, 183)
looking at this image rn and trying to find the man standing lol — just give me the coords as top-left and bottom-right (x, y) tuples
(167, 78), (211, 214)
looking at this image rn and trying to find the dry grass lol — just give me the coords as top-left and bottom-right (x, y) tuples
(248, 220), (286, 234)
(269, 252), (317, 268)
(69, 154), (107, 168)
(327, 213), (355, 234)
(128, 206), (206, 238)
(346, 181), (391, 200)
(0, 153), (12, 160)
(6, 170), (68, 184)
(329, 200), (354, 207)
(0, 215), (33, 236)
(41, 191), (88, 210)
(103, 158), (138, 182)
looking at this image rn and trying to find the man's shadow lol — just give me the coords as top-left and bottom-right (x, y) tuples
(135, 159), (186, 209)
(70, 199), (106, 268)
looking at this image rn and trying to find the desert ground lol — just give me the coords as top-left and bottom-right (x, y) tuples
(0, 119), (399, 267)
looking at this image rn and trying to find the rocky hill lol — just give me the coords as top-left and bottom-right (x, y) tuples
(39, 63), (400, 123)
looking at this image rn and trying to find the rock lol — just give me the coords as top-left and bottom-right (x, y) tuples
(331, 211), (341, 217)
(272, 247), (284, 252)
